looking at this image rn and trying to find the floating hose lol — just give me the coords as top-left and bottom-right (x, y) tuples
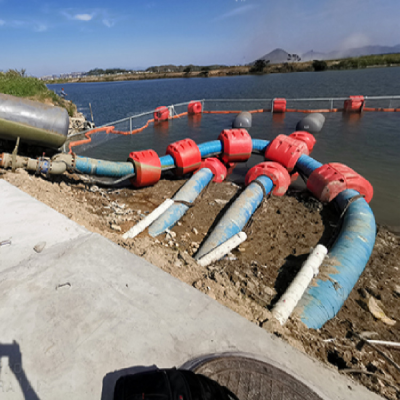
(69, 139), (270, 179)
(296, 189), (376, 329)
(194, 175), (273, 260)
(293, 155), (376, 329)
(148, 168), (214, 237)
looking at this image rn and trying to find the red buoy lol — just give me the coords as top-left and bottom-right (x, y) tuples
(344, 96), (364, 113)
(154, 106), (169, 122)
(273, 98), (287, 113)
(307, 163), (373, 203)
(188, 101), (202, 115)
(128, 149), (161, 188)
(195, 158), (228, 183)
(166, 138), (202, 176)
(245, 162), (291, 196)
(218, 129), (252, 163)
(289, 131), (316, 153)
(264, 134), (309, 172)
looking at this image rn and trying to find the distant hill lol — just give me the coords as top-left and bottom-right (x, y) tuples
(254, 44), (400, 64)
(252, 48), (291, 64)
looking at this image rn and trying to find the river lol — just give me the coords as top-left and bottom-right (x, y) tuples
(48, 67), (400, 227)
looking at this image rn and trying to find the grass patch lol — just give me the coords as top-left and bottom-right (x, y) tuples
(0, 69), (75, 116)
(333, 53), (400, 70)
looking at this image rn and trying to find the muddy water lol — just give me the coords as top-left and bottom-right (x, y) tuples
(48, 67), (400, 226)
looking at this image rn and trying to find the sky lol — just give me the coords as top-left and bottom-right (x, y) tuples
(0, 0), (399, 77)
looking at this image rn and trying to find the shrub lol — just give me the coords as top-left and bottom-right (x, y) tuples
(312, 60), (328, 71)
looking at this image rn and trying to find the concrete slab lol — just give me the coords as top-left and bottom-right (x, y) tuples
(0, 180), (89, 271)
(0, 180), (383, 400)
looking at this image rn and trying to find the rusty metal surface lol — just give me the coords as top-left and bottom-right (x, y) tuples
(193, 356), (323, 400)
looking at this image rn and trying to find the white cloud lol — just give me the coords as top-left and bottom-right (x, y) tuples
(102, 19), (115, 28)
(214, 5), (256, 21)
(62, 8), (118, 28)
(74, 13), (93, 21)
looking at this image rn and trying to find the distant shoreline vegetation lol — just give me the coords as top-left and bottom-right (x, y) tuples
(44, 53), (400, 84)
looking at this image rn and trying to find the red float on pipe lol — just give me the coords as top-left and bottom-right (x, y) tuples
(218, 129), (252, 163)
(128, 149), (161, 188)
(245, 161), (291, 196)
(264, 134), (309, 172)
(166, 138), (202, 176)
(195, 158), (228, 183)
(307, 162), (373, 203)
(288, 131), (316, 153)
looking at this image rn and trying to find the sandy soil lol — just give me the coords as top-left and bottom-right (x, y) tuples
(1, 169), (399, 399)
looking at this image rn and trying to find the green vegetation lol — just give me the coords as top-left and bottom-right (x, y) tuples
(86, 68), (129, 76)
(0, 69), (49, 97)
(312, 60), (328, 71)
(333, 53), (400, 70)
(250, 59), (270, 73)
(0, 69), (75, 116)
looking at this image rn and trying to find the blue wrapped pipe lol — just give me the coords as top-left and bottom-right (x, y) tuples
(195, 175), (274, 260)
(75, 156), (134, 177)
(198, 141), (222, 158)
(149, 168), (214, 237)
(160, 155), (175, 169)
(295, 154), (322, 177)
(71, 139), (269, 178)
(298, 189), (376, 329)
(252, 139), (269, 153)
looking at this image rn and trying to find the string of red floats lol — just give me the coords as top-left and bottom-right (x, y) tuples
(68, 96), (400, 153)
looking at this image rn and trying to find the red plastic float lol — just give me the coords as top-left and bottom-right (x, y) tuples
(188, 101), (202, 115)
(289, 131), (316, 153)
(218, 129), (252, 163)
(264, 134), (309, 172)
(128, 149), (161, 188)
(273, 98), (287, 113)
(344, 96), (364, 113)
(307, 162), (373, 203)
(154, 106), (169, 122)
(195, 158), (228, 183)
(245, 162), (291, 196)
(166, 138), (202, 176)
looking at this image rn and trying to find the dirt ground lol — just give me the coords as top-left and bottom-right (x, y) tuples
(1, 169), (399, 399)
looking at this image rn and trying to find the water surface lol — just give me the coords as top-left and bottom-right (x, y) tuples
(48, 68), (400, 226)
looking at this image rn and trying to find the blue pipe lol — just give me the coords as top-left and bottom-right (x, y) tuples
(160, 155), (175, 169)
(295, 154), (323, 177)
(148, 168), (214, 237)
(298, 189), (376, 329)
(72, 139), (270, 178)
(199, 140), (222, 157)
(252, 139), (269, 153)
(75, 156), (134, 177)
(194, 175), (274, 260)
(293, 155), (376, 328)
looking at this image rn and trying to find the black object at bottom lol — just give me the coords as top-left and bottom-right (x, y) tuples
(114, 368), (239, 400)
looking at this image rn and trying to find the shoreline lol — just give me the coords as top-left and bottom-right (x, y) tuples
(52, 59), (400, 85)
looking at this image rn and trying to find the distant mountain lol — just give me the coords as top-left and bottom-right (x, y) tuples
(254, 44), (400, 64)
(253, 48), (291, 64)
